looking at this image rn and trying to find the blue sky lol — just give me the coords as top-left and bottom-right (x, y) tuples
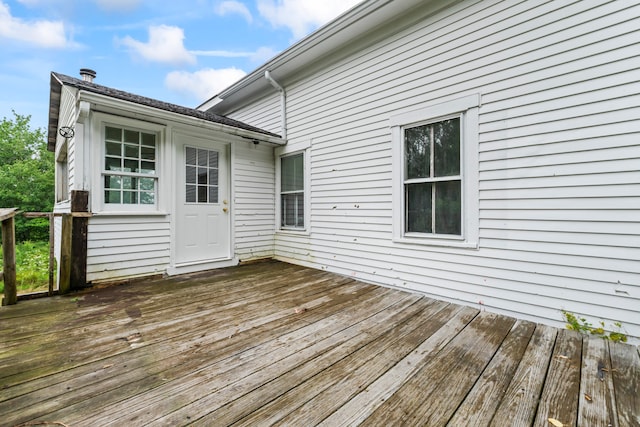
(0, 0), (362, 131)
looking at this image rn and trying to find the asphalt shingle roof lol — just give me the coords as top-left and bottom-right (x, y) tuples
(48, 71), (280, 150)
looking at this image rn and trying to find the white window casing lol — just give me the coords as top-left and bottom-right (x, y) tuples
(391, 94), (480, 248)
(92, 113), (167, 214)
(275, 140), (311, 235)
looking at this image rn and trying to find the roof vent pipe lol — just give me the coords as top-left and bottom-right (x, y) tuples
(265, 70), (287, 140)
(79, 68), (96, 83)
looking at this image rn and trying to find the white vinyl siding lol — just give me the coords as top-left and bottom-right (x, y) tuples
(233, 141), (276, 260)
(225, 92), (282, 136)
(227, 0), (640, 340)
(86, 216), (170, 282)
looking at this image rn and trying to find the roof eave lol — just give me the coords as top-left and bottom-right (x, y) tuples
(201, 0), (434, 114)
(77, 90), (285, 146)
(47, 73), (64, 152)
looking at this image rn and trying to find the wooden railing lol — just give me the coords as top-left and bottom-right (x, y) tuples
(0, 208), (18, 305)
(1, 209), (91, 305)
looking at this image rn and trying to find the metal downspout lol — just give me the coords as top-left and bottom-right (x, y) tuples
(264, 70), (287, 140)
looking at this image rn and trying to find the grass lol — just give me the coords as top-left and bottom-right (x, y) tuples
(0, 240), (52, 294)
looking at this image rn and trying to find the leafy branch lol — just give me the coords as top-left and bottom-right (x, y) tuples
(562, 310), (627, 343)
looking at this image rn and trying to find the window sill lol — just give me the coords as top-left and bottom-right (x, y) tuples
(393, 236), (478, 250)
(276, 228), (310, 237)
(93, 211), (169, 217)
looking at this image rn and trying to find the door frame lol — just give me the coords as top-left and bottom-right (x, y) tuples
(167, 128), (237, 275)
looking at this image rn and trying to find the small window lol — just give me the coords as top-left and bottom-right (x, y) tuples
(281, 153), (304, 228)
(56, 142), (69, 203)
(404, 117), (461, 235)
(103, 126), (157, 206)
(185, 146), (219, 204)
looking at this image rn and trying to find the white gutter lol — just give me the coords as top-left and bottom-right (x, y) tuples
(264, 70), (287, 141)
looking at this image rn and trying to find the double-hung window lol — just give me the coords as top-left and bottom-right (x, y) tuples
(404, 117), (461, 235)
(103, 126), (158, 207)
(280, 152), (304, 228)
(391, 94), (479, 247)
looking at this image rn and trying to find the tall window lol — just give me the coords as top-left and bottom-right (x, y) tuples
(104, 126), (157, 205)
(185, 146), (219, 204)
(391, 94), (479, 247)
(281, 153), (304, 228)
(56, 142), (68, 203)
(404, 117), (461, 235)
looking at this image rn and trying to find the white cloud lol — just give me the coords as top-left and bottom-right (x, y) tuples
(257, 0), (363, 39)
(0, 1), (71, 48)
(93, 0), (143, 12)
(190, 46), (278, 63)
(190, 49), (254, 58)
(165, 68), (247, 101)
(215, 1), (252, 23)
(250, 46), (278, 63)
(119, 25), (196, 65)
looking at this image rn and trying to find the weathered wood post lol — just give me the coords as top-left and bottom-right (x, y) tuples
(59, 213), (72, 294)
(70, 190), (89, 290)
(1, 208), (19, 306)
(48, 212), (54, 296)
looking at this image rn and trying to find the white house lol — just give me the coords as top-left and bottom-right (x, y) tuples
(48, 70), (284, 284)
(49, 0), (640, 340)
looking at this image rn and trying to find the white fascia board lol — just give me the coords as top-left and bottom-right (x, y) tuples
(77, 90), (285, 146)
(198, 96), (224, 112)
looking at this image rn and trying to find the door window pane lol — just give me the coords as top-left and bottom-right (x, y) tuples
(185, 146), (219, 204)
(186, 185), (196, 203)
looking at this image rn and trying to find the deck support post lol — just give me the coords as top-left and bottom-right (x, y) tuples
(1, 212), (17, 306)
(70, 190), (89, 291)
(48, 213), (54, 296)
(59, 213), (72, 294)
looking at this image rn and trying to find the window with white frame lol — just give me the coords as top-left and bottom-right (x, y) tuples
(404, 117), (461, 235)
(391, 94), (479, 247)
(56, 141), (69, 203)
(103, 126), (158, 206)
(280, 152), (304, 229)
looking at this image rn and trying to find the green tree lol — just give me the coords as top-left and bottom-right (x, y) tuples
(0, 112), (54, 241)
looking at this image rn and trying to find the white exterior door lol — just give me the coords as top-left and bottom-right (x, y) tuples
(175, 134), (230, 265)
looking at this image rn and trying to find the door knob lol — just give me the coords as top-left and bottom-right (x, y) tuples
(223, 207), (228, 213)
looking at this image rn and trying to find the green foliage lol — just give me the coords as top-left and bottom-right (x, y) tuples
(562, 310), (627, 343)
(0, 240), (51, 294)
(0, 112), (54, 241)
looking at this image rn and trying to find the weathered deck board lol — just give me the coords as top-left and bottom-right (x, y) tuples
(237, 301), (460, 426)
(359, 311), (516, 426)
(532, 328), (583, 427)
(446, 319), (537, 426)
(609, 341), (640, 427)
(0, 260), (638, 426)
(579, 336), (619, 427)
(489, 324), (557, 426)
(317, 305), (479, 427)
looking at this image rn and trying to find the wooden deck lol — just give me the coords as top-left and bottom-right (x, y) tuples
(1, 261), (638, 426)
